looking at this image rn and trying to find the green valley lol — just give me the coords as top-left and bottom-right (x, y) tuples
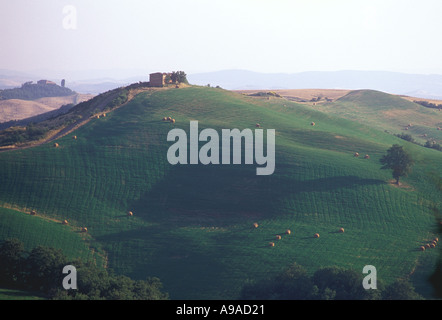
(0, 85), (440, 299)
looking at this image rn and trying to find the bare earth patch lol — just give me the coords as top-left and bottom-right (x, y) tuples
(388, 179), (415, 191)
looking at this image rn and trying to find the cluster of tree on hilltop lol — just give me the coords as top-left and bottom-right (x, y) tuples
(0, 238), (169, 300)
(0, 81), (75, 100)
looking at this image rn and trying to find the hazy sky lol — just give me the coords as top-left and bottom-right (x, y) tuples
(1, 0), (442, 79)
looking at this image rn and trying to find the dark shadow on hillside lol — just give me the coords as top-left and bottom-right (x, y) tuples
(94, 225), (227, 299)
(126, 161), (386, 228)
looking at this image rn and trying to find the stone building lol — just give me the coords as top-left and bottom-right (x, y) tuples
(149, 72), (166, 87)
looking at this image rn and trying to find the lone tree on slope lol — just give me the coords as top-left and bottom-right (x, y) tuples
(379, 144), (414, 185)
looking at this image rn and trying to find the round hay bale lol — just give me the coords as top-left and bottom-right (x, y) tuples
(425, 243), (431, 248)
(432, 241), (438, 246)
(62, 220), (68, 225)
(127, 211), (133, 217)
(163, 117), (167, 121)
(405, 127), (409, 130)
(269, 242), (275, 247)
(72, 135), (77, 140)
(276, 235), (282, 240)
(354, 152), (359, 157)
(430, 243), (435, 249)
(171, 119), (176, 123)
(408, 123), (412, 127)
(30, 210), (37, 216)
(314, 233), (320, 238)
(420, 246), (426, 251)
(286, 229), (291, 235)
(364, 154), (370, 159)
(167, 117), (172, 121)
(434, 237), (439, 242)
(54, 143), (59, 148)
(256, 123), (261, 128)
(102, 113), (106, 117)
(311, 122), (316, 126)
(96, 115), (100, 119)
(253, 222), (259, 228)
(339, 227), (345, 233)
(81, 227), (88, 233)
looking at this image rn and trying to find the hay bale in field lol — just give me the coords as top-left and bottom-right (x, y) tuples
(339, 227), (345, 233)
(405, 127), (409, 130)
(311, 122), (315, 126)
(426, 244), (431, 248)
(54, 143), (59, 148)
(62, 220), (68, 225)
(432, 241), (438, 246)
(286, 229), (291, 235)
(364, 154), (370, 159)
(256, 123), (260, 128)
(354, 152), (359, 157)
(276, 235), (282, 240)
(430, 243), (436, 248)
(434, 237), (439, 242)
(408, 123), (412, 127)
(171, 118), (176, 123)
(102, 113), (106, 117)
(72, 135), (77, 140)
(420, 246), (426, 251)
(269, 242), (275, 247)
(167, 117), (172, 121)
(163, 117), (167, 121)
(314, 233), (320, 238)
(253, 222), (259, 228)
(127, 211), (133, 217)
(96, 115), (100, 119)
(81, 227), (88, 233)
(30, 210), (37, 216)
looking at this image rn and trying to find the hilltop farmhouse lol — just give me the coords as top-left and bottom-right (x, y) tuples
(37, 80), (56, 85)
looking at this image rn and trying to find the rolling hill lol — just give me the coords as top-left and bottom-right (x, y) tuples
(0, 94), (94, 123)
(0, 85), (440, 299)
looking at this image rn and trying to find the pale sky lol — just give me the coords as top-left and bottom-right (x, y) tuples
(1, 0), (442, 79)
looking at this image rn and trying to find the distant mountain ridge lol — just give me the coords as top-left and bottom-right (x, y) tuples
(2, 69), (442, 99)
(187, 70), (442, 99)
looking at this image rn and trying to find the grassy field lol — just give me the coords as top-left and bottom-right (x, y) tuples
(0, 207), (103, 265)
(0, 86), (440, 299)
(0, 288), (45, 300)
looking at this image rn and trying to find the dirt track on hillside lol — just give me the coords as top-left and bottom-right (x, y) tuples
(0, 87), (154, 153)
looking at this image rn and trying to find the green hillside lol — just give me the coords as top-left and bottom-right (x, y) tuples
(0, 86), (440, 299)
(312, 89), (442, 145)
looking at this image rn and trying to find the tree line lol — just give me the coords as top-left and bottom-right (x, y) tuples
(240, 262), (425, 300)
(413, 100), (442, 110)
(395, 133), (442, 152)
(0, 238), (168, 300)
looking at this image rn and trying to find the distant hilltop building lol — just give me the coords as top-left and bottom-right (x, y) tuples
(37, 79), (56, 85)
(149, 72), (173, 87)
(149, 72), (166, 87)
